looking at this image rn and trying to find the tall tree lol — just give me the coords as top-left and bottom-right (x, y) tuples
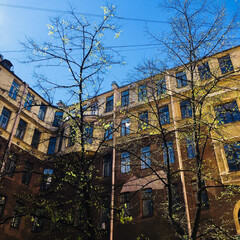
(118, 0), (240, 239)
(19, 5), (122, 240)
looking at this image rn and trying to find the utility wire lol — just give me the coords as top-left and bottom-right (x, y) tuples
(0, 3), (167, 24)
(2, 39), (240, 54)
(0, 3), (239, 28)
(1, 43), (163, 53)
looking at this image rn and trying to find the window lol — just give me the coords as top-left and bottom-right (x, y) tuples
(0, 107), (11, 129)
(121, 118), (130, 136)
(218, 55), (234, 74)
(186, 138), (195, 159)
(22, 162), (33, 185)
(91, 102), (98, 115)
(163, 141), (175, 164)
(15, 119), (27, 140)
(198, 62), (211, 80)
(47, 137), (56, 155)
(58, 129), (64, 152)
(10, 202), (24, 228)
(24, 92), (34, 111)
(31, 209), (43, 232)
(121, 90), (129, 107)
(214, 101), (240, 125)
(0, 195), (6, 218)
(180, 100), (192, 119)
(120, 192), (130, 216)
(159, 106), (170, 125)
(192, 181), (209, 209)
(40, 169), (53, 190)
(106, 95), (114, 112)
(141, 146), (151, 169)
(9, 81), (19, 100)
(172, 184), (181, 210)
(176, 71), (188, 88)
(103, 155), (112, 177)
(5, 153), (17, 177)
(138, 85), (147, 101)
(100, 200), (110, 229)
(68, 127), (76, 147)
(53, 111), (63, 127)
(157, 78), (166, 96)
(121, 152), (130, 173)
(142, 189), (153, 217)
(104, 122), (113, 140)
(139, 112), (148, 130)
(224, 142), (240, 172)
(84, 123), (94, 144)
(38, 104), (47, 121)
(31, 129), (41, 149)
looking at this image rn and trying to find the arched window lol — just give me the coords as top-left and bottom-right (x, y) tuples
(233, 201), (240, 234)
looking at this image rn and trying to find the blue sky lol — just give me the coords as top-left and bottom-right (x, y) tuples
(0, 0), (239, 103)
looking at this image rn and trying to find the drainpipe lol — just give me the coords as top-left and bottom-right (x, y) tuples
(110, 83), (118, 240)
(0, 83), (28, 180)
(170, 88), (192, 236)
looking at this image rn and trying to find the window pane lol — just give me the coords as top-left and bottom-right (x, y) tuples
(24, 93), (34, 111)
(157, 78), (166, 95)
(103, 155), (112, 177)
(68, 127), (76, 147)
(139, 112), (148, 130)
(105, 122), (113, 140)
(142, 189), (153, 217)
(84, 123), (94, 144)
(22, 162), (33, 185)
(106, 96), (114, 112)
(31, 129), (41, 149)
(47, 137), (56, 155)
(141, 146), (151, 169)
(40, 169), (53, 190)
(121, 118), (130, 136)
(198, 62), (211, 80)
(214, 101), (240, 125)
(121, 90), (129, 107)
(53, 112), (63, 127)
(176, 71), (187, 88)
(15, 119), (27, 140)
(38, 104), (47, 121)
(121, 152), (130, 173)
(0, 107), (11, 129)
(159, 106), (170, 125)
(138, 85), (147, 101)
(218, 55), (234, 74)
(180, 101), (192, 119)
(186, 138), (195, 159)
(163, 141), (175, 164)
(224, 143), (240, 171)
(9, 81), (19, 100)
(5, 153), (17, 177)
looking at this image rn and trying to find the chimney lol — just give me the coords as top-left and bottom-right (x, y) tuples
(111, 81), (119, 90)
(1, 59), (13, 71)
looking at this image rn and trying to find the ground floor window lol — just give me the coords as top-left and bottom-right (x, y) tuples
(142, 188), (153, 217)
